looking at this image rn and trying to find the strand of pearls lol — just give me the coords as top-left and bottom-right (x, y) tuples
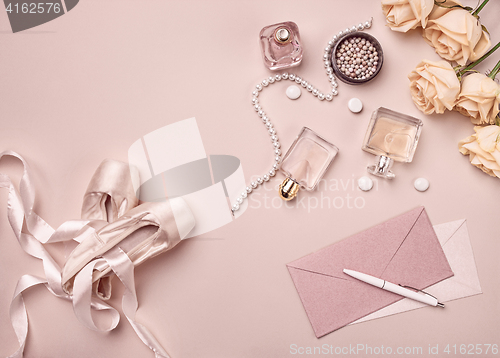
(231, 18), (373, 213)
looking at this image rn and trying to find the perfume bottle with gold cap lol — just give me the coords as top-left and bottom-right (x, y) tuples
(362, 107), (423, 179)
(279, 127), (339, 200)
(259, 21), (303, 70)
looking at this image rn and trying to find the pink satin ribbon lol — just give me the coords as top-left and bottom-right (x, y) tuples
(1, 151), (172, 358)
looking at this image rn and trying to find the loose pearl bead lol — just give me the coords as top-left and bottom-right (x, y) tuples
(269, 128), (276, 135)
(246, 186), (252, 193)
(263, 174), (270, 181)
(326, 94), (333, 101)
(312, 89), (319, 96)
(275, 148), (281, 155)
(251, 181), (257, 189)
(236, 197), (243, 204)
(262, 79), (269, 87)
(252, 90), (259, 97)
(289, 74), (295, 80)
(257, 177), (263, 184)
(256, 84), (262, 91)
(271, 135), (278, 142)
(269, 169), (276, 177)
(282, 72), (288, 79)
(307, 84), (313, 92)
(268, 76), (275, 84)
(275, 74), (282, 81)
(318, 93), (325, 100)
(241, 191), (247, 198)
(232, 204), (239, 211)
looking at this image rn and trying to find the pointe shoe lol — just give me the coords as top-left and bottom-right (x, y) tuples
(62, 198), (195, 297)
(81, 159), (140, 222)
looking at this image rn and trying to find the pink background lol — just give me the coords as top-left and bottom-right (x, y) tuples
(1, 1), (499, 357)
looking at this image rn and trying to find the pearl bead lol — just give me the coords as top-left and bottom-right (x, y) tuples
(332, 89), (338, 96)
(332, 81), (338, 88)
(364, 21), (371, 29)
(275, 156), (281, 163)
(273, 141), (281, 148)
(312, 89), (319, 96)
(338, 30), (344, 37)
(269, 169), (276, 177)
(251, 181), (257, 189)
(252, 97), (258, 104)
(236, 197), (243, 204)
(275, 74), (282, 81)
(263, 174), (270, 182)
(262, 79), (269, 87)
(256, 84), (262, 91)
(246, 186), (252, 193)
(345, 28), (350, 34)
(257, 177), (263, 184)
(269, 128), (276, 135)
(351, 26), (357, 32)
(357, 23), (364, 31)
(258, 110), (264, 117)
(241, 191), (247, 198)
(232, 204), (239, 211)
(332, 35), (338, 42)
(323, 53), (329, 60)
(265, 122), (273, 128)
(324, 60), (330, 68)
(318, 93), (325, 100)
(268, 76), (275, 84)
(295, 76), (301, 83)
(275, 148), (281, 156)
(254, 104), (261, 111)
(289, 73), (295, 80)
(307, 84), (313, 92)
(262, 115), (268, 122)
(326, 67), (333, 74)
(282, 72), (288, 79)
(271, 135), (278, 142)
(272, 163), (280, 170)
(326, 94), (333, 101)
(325, 46), (331, 52)
(252, 90), (259, 97)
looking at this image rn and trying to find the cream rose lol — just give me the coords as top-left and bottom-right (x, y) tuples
(423, 8), (491, 66)
(455, 73), (500, 125)
(408, 59), (461, 114)
(459, 125), (500, 178)
(381, 0), (434, 32)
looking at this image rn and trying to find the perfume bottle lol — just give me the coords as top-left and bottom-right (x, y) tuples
(362, 107), (423, 179)
(259, 21), (303, 71)
(279, 127), (339, 200)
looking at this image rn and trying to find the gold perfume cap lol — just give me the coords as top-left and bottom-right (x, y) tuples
(279, 177), (300, 201)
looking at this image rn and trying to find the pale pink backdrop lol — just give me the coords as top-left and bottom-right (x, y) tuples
(0, 1), (499, 357)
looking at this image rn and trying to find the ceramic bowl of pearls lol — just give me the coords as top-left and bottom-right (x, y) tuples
(330, 32), (383, 85)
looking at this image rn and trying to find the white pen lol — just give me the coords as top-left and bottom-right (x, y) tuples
(343, 269), (444, 308)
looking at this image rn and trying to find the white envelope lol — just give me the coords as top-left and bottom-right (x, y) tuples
(353, 219), (482, 324)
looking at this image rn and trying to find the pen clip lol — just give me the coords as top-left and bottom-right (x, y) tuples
(398, 285), (445, 308)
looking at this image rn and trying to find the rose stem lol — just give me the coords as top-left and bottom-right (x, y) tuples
(458, 41), (500, 76)
(473, 0), (489, 16)
(488, 60), (500, 80)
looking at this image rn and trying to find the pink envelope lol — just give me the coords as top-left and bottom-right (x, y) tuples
(287, 207), (454, 338)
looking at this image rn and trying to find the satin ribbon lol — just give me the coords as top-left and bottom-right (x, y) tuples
(1, 151), (175, 358)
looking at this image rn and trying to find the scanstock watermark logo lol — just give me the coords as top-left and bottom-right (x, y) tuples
(3, 0), (79, 33)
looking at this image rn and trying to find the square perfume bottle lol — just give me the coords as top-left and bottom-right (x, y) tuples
(259, 21), (303, 71)
(279, 127), (339, 200)
(362, 107), (423, 179)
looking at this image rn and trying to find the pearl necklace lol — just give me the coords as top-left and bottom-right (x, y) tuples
(231, 18), (373, 213)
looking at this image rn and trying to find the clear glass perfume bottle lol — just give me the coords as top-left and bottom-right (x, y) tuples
(279, 127), (339, 200)
(362, 107), (423, 179)
(259, 21), (303, 71)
